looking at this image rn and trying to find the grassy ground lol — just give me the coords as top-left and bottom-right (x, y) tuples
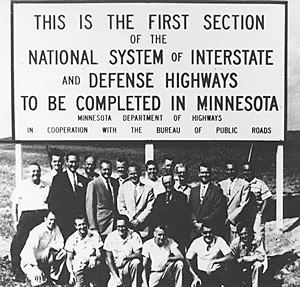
(0, 142), (299, 286)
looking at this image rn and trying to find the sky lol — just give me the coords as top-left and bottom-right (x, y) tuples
(0, 0), (299, 139)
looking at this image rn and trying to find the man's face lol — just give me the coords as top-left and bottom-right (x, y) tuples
(153, 227), (166, 247)
(164, 159), (174, 175)
(128, 166), (140, 185)
(239, 227), (252, 244)
(29, 164), (41, 184)
(162, 175), (174, 193)
(177, 166), (187, 183)
(242, 165), (254, 182)
(75, 218), (88, 237)
(199, 166), (211, 184)
(51, 155), (63, 172)
(226, 163), (236, 180)
(100, 162), (112, 179)
(45, 212), (56, 230)
(116, 219), (128, 239)
(147, 164), (158, 181)
(66, 155), (79, 173)
(202, 226), (214, 244)
(85, 156), (96, 175)
(116, 161), (127, 179)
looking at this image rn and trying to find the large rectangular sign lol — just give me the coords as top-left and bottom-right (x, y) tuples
(12, 1), (286, 141)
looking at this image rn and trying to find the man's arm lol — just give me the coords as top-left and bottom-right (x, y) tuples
(134, 188), (155, 225)
(11, 202), (19, 231)
(120, 248), (142, 268)
(86, 182), (97, 230)
(117, 186), (132, 220)
(142, 256), (150, 287)
(66, 251), (76, 285)
(105, 251), (122, 286)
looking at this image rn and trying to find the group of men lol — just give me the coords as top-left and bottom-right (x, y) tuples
(10, 149), (271, 287)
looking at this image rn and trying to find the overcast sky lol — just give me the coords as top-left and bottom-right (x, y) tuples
(0, 0), (299, 139)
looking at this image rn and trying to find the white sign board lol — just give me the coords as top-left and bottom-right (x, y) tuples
(12, 1), (286, 141)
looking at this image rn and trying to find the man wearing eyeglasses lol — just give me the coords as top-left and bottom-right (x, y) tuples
(186, 221), (233, 287)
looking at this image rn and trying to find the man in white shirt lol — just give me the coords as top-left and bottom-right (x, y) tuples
(142, 225), (184, 287)
(42, 149), (64, 186)
(104, 215), (143, 287)
(20, 211), (65, 286)
(114, 157), (129, 185)
(82, 155), (99, 181)
(65, 215), (103, 287)
(186, 222), (233, 287)
(10, 162), (49, 282)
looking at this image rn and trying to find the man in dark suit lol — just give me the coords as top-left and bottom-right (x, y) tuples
(189, 164), (227, 240)
(86, 160), (119, 239)
(47, 152), (89, 239)
(151, 174), (190, 252)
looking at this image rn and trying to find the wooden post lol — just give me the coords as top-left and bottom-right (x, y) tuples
(276, 143), (284, 232)
(145, 143), (154, 163)
(15, 143), (23, 188)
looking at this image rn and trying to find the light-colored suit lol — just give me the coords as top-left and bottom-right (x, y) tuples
(86, 176), (119, 237)
(219, 178), (255, 240)
(118, 181), (154, 239)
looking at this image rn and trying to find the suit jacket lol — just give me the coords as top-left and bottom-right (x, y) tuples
(152, 190), (190, 247)
(218, 177), (255, 228)
(117, 181), (155, 238)
(47, 170), (88, 238)
(189, 182), (227, 237)
(86, 176), (119, 236)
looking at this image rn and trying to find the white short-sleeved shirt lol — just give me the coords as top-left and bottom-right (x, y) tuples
(249, 177), (272, 210)
(10, 179), (49, 213)
(142, 238), (179, 272)
(65, 230), (103, 272)
(104, 230), (142, 268)
(186, 236), (231, 272)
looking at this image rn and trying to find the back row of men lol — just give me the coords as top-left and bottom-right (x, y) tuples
(10, 150), (271, 286)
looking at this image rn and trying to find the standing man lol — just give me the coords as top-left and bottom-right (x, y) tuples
(65, 215), (104, 287)
(47, 152), (89, 239)
(189, 164), (227, 240)
(104, 215), (143, 287)
(174, 162), (192, 201)
(42, 149), (64, 187)
(20, 211), (65, 286)
(86, 160), (119, 239)
(118, 164), (155, 241)
(242, 162), (272, 243)
(230, 223), (267, 287)
(10, 162), (49, 282)
(142, 160), (165, 197)
(82, 155), (99, 181)
(115, 157), (129, 185)
(218, 162), (255, 242)
(162, 157), (175, 176)
(151, 174), (190, 252)
(142, 225), (184, 287)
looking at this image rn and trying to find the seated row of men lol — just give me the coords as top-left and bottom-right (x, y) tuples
(10, 149), (271, 286)
(20, 211), (267, 287)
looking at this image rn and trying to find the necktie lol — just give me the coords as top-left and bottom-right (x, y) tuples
(72, 173), (77, 192)
(133, 185), (138, 203)
(106, 178), (114, 203)
(200, 185), (205, 203)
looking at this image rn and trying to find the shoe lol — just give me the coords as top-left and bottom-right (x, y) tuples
(14, 273), (25, 283)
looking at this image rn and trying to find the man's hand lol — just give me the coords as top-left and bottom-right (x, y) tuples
(33, 268), (46, 285)
(130, 219), (139, 228)
(193, 221), (203, 232)
(40, 248), (50, 263)
(69, 271), (76, 285)
(191, 276), (202, 287)
(88, 256), (97, 269)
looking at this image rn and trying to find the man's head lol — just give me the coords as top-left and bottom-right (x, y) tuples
(116, 158), (128, 179)
(162, 174), (175, 193)
(74, 215), (88, 238)
(28, 163), (41, 184)
(84, 155), (97, 176)
(163, 157), (175, 176)
(175, 163), (188, 184)
(128, 164), (141, 185)
(153, 225), (168, 247)
(242, 162), (254, 182)
(116, 215), (129, 239)
(44, 211), (56, 231)
(99, 160), (112, 179)
(225, 162), (237, 180)
(48, 149), (64, 173)
(66, 152), (79, 174)
(198, 164), (211, 184)
(237, 223), (254, 244)
(201, 222), (215, 245)
(145, 160), (158, 181)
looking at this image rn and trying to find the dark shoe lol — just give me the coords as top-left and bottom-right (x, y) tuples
(14, 272), (25, 283)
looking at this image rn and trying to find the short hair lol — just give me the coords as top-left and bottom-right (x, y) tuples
(242, 162), (254, 171)
(48, 148), (64, 163)
(199, 163), (211, 172)
(175, 162), (187, 173)
(99, 159), (112, 168)
(154, 224), (168, 233)
(116, 214), (130, 224)
(116, 157), (128, 165)
(161, 174), (174, 183)
(127, 163), (141, 174)
(44, 210), (55, 218)
(66, 152), (80, 161)
(74, 214), (88, 224)
(225, 161), (236, 168)
(29, 162), (41, 170)
(84, 154), (98, 162)
(236, 222), (253, 235)
(145, 160), (158, 170)
(201, 219), (214, 232)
